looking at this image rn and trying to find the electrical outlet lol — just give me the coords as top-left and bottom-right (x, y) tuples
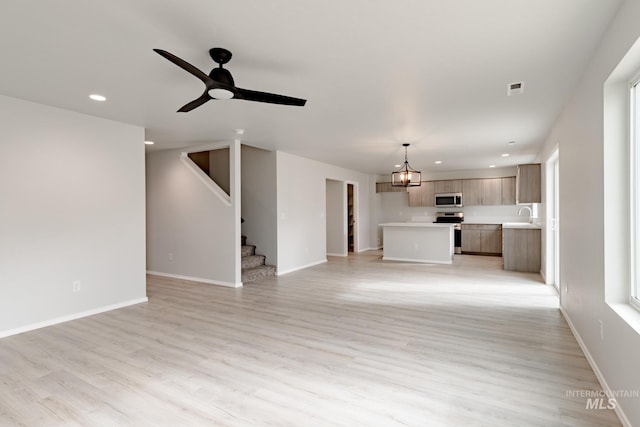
(72, 280), (81, 292)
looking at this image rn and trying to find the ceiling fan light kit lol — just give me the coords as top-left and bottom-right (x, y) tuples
(153, 47), (306, 111)
(391, 143), (421, 187)
(209, 88), (234, 99)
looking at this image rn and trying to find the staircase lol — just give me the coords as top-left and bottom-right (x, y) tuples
(241, 236), (276, 283)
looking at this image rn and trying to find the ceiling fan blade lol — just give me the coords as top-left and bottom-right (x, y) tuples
(177, 93), (212, 112)
(235, 88), (306, 106)
(153, 49), (212, 85)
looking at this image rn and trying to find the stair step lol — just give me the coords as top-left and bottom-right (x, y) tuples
(242, 254), (265, 269)
(242, 264), (276, 284)
(241, 245), (256, 257)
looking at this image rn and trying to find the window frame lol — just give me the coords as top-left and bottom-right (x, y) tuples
(630, 73), (640, 311)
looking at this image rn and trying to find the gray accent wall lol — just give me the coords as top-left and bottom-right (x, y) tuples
(539, 1), (640, 424)
(276, 151), (371, 275)
(146, 143), (239, 286)
(0, 95), (147, 336)
(241, 145), (277, 267)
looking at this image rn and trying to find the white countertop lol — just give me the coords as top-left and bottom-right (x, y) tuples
(379, 222), (455, 228)
(502, 222), (542, 229)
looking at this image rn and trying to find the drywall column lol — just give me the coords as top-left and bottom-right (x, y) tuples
(231, 138), (242, 285)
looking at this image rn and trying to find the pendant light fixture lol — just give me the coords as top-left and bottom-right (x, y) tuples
(391, 143), (421, 187)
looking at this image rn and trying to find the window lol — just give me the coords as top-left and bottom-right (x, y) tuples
(630, 75), (640, 310)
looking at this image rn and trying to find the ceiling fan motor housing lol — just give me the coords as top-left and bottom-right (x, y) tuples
(209, 68), (234, 86)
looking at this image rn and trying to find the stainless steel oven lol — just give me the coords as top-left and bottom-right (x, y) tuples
(434, 212), (463, 254)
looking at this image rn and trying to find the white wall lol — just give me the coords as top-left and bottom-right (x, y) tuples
(276, 151), (372, 275)
(0, 95), (147, 336)
(538, 1), (640, 424)
(241, 145), (277, 266)
(146, 142), (240, 286)
(326, 179), (346, 256)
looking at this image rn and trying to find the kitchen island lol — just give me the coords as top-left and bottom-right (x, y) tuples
(380, 222), (455, 264)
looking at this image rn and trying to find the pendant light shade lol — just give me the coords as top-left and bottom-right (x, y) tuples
(391, 143), (421, 187)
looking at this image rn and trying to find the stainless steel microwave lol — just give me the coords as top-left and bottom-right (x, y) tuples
(435, 192), (463, 207)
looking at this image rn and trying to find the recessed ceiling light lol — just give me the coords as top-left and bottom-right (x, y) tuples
(489, 165), (496, 168)
(501, 153), (510, 157)
(394, 164), (401, 168)
(144, 140), (154, 145)
(434, 160), (442, 164)
(89, 94), (106, 102)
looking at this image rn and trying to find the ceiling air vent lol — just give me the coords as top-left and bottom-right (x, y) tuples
(507, 82), (525, 96)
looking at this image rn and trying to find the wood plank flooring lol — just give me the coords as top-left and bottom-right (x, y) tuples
(0, 251), (621, 426)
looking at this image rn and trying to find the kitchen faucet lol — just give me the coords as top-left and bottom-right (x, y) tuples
(517, 206), (533, 223)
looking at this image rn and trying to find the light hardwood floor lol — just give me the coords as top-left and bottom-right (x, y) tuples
(0, 252), (621, 426)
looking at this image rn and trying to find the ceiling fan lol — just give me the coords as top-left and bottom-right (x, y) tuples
(153, 47), (307, 112)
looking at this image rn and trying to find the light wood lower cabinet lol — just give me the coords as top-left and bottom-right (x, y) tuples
(502, 228), (541, 272)
(461, 224), (502, 255)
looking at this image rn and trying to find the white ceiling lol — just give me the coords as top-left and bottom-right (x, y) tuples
(0, 0), (622, 175)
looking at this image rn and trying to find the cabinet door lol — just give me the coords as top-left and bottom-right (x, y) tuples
(408, 181), (434, 207)
(482, 226), (502, 254)
(376, 182), (408, 193)
(481, 178), (502, 205)
(461, 228), (483, 252)
(462, 179), (482, 206)
(503, 228), (541, 272)
(408, 185), (422, 207)
(501, 177), (516, 205)
(462, 224), (502, 254)
(516, 164), (541, 203)
(434, 179), (462, 193)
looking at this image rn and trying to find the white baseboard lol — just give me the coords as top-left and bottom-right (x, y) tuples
(359, 247), (382, 252)
(560, 307), (631, 427)
(326, 252), (347, 257)
(0, 297), (148, 339)
(276, 259), (327, 276)
(381, 256), (452, 265)
(147, 271), (242, 288)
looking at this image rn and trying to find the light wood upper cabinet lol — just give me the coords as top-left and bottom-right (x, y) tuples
(501, 177), (516, 205)
(388, 175), (516, 207)
(408, 181), (435, 207)
(376, 182), (407, 193)
(516, 164), (541, 203)
(481, 178), (502, 206)
(462, 179), (482, 206)
(462, 178), (506, 206)
(434, 179), (462, 193)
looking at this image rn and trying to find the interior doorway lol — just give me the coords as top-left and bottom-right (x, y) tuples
(347, 183), (356, 253)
